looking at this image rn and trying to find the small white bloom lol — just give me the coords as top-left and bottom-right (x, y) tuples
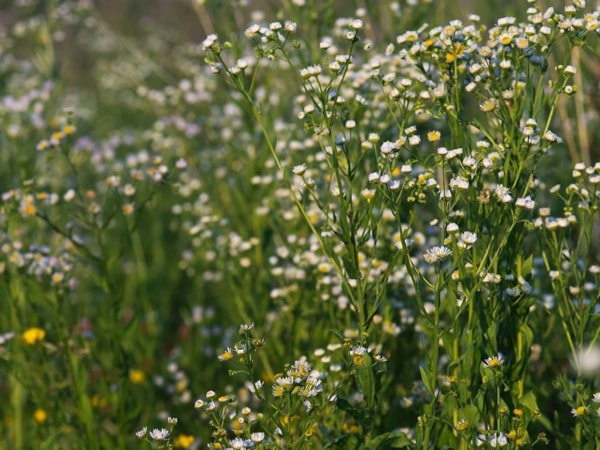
(575, 346), (600, 375)
(240, 323), (254, 331)
(293, 164), (307, 175)
(516, 196), (535, 210)
(450, 178), (469, 190)
(489, 432), (508, 447)
(409, 135), (421, 146)
(368, 172), (380, 182)
(361, 189), (376, 200)
(483, 353), (504, 368)
(284, 20), (297, 32)
(571, 406), (588, 417)
(424, 246), (452, 264)
(202, 34), (218, 51)
(458, 231), (478, 250)
(149, 428), (169, 440)
(64, 189), (76, 202)
(446, 223), (459, 233)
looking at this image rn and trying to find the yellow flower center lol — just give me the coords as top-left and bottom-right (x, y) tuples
(488, 358), (501, 367)
(456, 420), (468, 431)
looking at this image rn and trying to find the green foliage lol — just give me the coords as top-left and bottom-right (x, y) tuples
(0, 0), (599, 449)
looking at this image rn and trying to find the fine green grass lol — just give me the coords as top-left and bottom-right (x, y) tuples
(0, 0), (599, 449)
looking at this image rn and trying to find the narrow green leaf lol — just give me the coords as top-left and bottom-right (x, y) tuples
(343, 255), (360, 280)
(419, 366), (433, 398)
(323, 434), (360, 449)
(356, 353), (376, 409)
(521, 254), (533, 277)
(520, 391), (539, 412)
(366, 431), (412, 449)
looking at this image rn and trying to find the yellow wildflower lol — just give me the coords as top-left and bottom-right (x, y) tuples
(33, 409), (48, 424)
(129, 369), (145, 384)
(174, 434), (195, 448)
(22, 328), (45, 345)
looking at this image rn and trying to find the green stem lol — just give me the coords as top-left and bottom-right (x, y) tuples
(423, 270), (443, 449)
(11, 375), (23, 450)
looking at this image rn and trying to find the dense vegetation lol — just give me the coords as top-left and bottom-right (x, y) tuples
(1, 0), (599, 448)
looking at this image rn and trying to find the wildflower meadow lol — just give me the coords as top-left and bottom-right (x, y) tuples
(1, 0), (600, 448)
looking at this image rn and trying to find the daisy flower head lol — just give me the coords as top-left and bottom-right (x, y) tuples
(202, 34), (218, 51)
(515, 195), (535, 210)
(205, 401), (216, 411)
(122, 203), (135, 216)
(456, 419), (469, 431)
(218, 347), (234, 362)
(149, 428), (170, 440)
(575, 346), (600, 375)
(489, 432), (508, 447)
(240, 322), (254, 332)
(284, 20), (297, 32)
(272, 384), (285, 397)
(288, 359), (311, 378)
(571, 405), (588, 417)
(275, 376), (294, 391)
(0, 332), (15, 345)
(424, 246), (452, 264)
(458, 231), (478, 250)
(484, 352), (504, 369)
(427, 130), (441, 142)
(292, 164), (307, 175)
